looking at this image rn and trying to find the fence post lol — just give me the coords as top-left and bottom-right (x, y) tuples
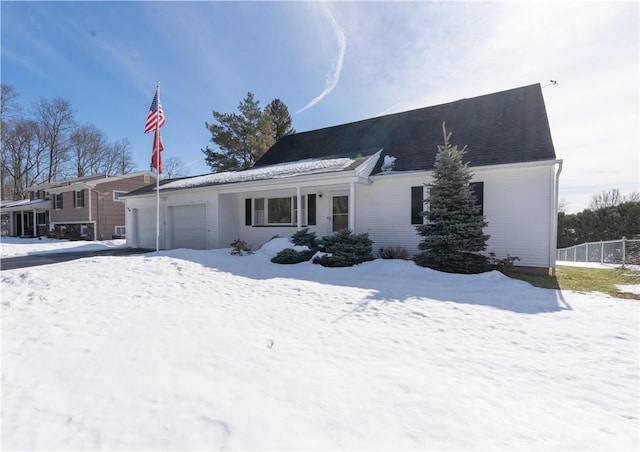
(622, 237), (626, 268)
(600, 241), (604, 263)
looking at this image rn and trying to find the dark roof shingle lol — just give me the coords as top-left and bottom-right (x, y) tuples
(254, 84), (556, 172)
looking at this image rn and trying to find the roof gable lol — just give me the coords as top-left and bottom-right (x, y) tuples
(254, 84), (556, 172)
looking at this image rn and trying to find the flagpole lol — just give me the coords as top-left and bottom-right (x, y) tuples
(155, 81), (161, 255)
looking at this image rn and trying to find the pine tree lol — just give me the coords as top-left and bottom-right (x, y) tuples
(415, 122), (490, 273)
(203, 94), (295, 173)
(202, 92), (276, 172)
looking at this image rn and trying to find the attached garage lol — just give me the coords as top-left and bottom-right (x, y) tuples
(169, 204), (207, 250)
(132, 207), (157, 249)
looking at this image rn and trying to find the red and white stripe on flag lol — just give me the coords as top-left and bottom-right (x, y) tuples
(144, 89), (165, 133)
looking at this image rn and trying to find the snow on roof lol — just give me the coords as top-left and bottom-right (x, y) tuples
(1, 198), (50, 209)
(160, 158), (356, 191)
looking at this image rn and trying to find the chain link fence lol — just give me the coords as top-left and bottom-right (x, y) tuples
(557, 238), (640, 266)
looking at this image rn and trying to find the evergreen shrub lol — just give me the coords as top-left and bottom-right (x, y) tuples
(313, 229), (374, 267)
(290, 228), (318, 250)
(271, 248), (316, 264)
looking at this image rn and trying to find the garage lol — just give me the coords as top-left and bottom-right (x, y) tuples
(169, 204), (207, 250)
(132, 207), (157, 249)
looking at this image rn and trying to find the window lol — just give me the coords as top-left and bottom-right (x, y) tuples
(411, 186), (425, 224)
(246, 194), (317, 226)
(115, 226), (126, 237)
(268, 197), (292, 224)
(54, 193), (63, 210)
(80, 225), (88, 237)
(113, 190), (127, 202)
(74, 190), (85, 208)
(470, 182), (484, 216)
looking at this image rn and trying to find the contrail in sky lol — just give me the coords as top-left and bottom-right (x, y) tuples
(296, 4), (346, 114)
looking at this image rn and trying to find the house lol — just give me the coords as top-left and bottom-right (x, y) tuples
(1, 171), (156, 240)
(123, 84), (562, 274)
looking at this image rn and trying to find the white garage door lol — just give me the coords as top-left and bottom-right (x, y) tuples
(133, 207), (157, 249)
(170, 204), (207, 250)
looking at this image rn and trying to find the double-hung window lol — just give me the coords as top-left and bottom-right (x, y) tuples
(246, 194), (317, 226)
(74, 190), (85, 208)
(54, 193), (64, 210)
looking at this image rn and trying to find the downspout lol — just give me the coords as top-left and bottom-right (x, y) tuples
(88, 187), (93, 240)
(550, 160), (563, 277)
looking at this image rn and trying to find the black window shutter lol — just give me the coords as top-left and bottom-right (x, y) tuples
(411, 186), (423, 224)
(470, 182), (484, 216)
(307, 194), (316, 225)
(245, 198), (252, 225)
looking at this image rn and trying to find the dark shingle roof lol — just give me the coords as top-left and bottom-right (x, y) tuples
(254, 84), (556, 172)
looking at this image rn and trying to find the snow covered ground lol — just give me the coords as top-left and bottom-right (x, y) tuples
(2, 239), (639, 450)
(0, 236), (127, 258)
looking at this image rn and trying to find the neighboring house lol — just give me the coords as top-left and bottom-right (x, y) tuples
(123, 84), (562, 274)
(1, 171), (156, 240)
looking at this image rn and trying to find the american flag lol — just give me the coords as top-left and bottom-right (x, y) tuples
(151, 130), (164, 174)
(144, 88), (165, 133)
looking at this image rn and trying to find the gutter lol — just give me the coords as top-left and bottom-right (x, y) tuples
(550, 160), (563, 276)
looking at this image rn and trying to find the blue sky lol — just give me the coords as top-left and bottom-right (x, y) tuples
(2, 0), (638, 213)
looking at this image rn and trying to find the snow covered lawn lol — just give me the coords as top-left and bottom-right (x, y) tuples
(2, 239), (639, 450)
(0, 236), (127, 258)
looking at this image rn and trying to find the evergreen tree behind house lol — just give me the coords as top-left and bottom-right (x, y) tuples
(202, 93), (295, 173)
(415, 122), (490, 273)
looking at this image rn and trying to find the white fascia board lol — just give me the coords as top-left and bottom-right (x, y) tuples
(123, 170), (364, 200)
(369, 159), (561, 181)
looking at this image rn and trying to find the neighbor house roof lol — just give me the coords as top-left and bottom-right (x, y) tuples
(36, 171), (156, 194)
(254, 84), (556, 172)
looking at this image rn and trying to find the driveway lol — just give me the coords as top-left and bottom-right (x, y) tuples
(0, 248), (151, 271)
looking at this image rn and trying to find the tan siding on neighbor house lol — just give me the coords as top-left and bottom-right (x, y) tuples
(93, 175), (152, 239)
(50, 190), (91, 223)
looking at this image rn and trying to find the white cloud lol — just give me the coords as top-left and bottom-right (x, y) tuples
(296, 4), (346, 114)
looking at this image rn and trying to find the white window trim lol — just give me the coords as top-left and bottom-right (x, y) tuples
(54, 194), (63, 210)
(253, 195), (310, 226)
(74, 190), (85, 208)
(113, 190), (127, 202)
(114, 225), (126, 236)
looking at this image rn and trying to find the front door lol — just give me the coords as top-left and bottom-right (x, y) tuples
(332, 195), (349, 232)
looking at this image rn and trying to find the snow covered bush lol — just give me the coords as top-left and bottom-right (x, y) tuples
(271, 248), (316, 264)
(290, 228), (318, 250)
(313, 229), (374, 267)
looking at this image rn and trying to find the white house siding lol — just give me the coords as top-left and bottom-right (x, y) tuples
(217, 193), (239, 250)
(356, 172), (432, 256)
(359, 162), (557, 269)
(474, 163), (555, 268)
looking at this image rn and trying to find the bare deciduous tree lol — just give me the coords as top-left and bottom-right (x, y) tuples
(1, 119), (48, 199)
(31, 97), (75, 182)
(162, 156), (191, 178)
(589, 189), (623, 210)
